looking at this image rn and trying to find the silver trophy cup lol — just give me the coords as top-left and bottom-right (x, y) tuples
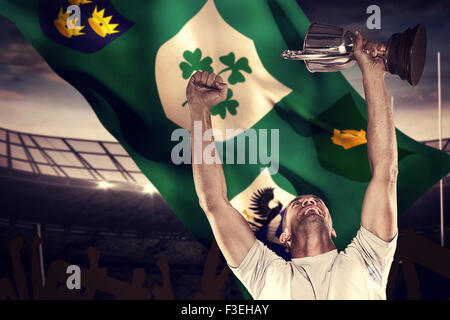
(281, 23), (427, 86)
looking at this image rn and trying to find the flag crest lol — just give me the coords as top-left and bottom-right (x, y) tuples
(38, 0), (134, 53)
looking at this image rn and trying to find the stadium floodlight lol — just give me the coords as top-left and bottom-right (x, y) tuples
(98, 181), (113, 189)
(142, 183), (157, 194)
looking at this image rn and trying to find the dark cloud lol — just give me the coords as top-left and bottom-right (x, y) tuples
(0, 15), (64, 85)
(0, 42), (43, 66)
(0, 88), (23, 100)
(0, 14), (28, 46)
(0, 41), (65, 84)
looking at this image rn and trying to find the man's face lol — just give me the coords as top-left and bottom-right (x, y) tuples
(281, 194), (336, 243)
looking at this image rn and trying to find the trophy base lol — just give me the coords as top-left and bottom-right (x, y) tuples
(386, 24), (427, 86)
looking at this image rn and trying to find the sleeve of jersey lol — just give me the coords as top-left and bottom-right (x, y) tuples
(228, 238), (284, 299)
(344, 225), (398, 287)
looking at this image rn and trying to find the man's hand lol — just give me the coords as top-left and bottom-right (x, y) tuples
(353, 30), (387, 77)
(186, 71), (227, 112)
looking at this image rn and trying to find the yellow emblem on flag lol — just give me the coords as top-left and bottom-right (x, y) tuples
(88, 6), (120, 38)
(241, 209), (255, 223)
(331, 129), (367, 150)
(54, 7), (85, 38)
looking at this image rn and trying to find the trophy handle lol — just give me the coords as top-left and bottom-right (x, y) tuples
(281, 50), (350, 61)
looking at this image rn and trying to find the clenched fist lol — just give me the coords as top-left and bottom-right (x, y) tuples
(186, 71), (228, 111)
(353, 30), (387, 77)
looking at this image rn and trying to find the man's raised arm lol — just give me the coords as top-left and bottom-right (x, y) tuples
(354, 31), (398, 242)
(187, 71), (255, 267)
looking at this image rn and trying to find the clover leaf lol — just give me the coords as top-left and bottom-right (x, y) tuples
(179, 48), (213, 79)
(218, 52), (252, 84)
(210, 88), (239, 119)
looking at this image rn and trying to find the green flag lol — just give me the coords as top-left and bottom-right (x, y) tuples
(1, 0), (449, 263)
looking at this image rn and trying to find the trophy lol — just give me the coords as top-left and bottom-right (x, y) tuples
(281, 23), (427, 86)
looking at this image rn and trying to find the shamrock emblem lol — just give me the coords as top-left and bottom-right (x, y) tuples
(179, 49), (251, 118)
(217, 52), (252, 84)
(179, 48), (213, 79)
(210, 88), (239, 119)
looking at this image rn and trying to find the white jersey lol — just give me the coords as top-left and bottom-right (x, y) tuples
(230, 226), (397, 300)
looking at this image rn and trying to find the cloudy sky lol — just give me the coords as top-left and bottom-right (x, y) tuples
(0, 0), (448, 141)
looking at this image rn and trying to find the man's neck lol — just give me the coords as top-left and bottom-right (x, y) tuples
(290, 230), (336, 259)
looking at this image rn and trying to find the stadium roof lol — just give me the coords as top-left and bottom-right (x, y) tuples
(0, 126), (158, 193)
